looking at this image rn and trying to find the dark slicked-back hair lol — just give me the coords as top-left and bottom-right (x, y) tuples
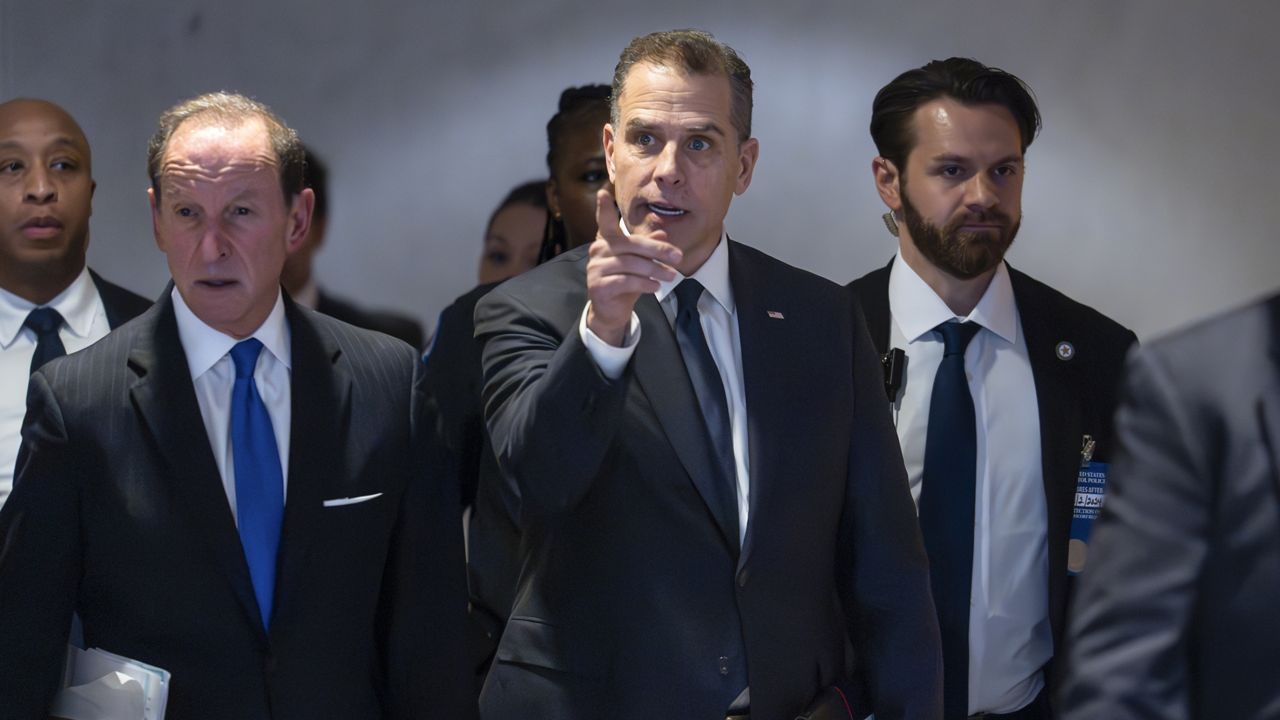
(546, 84), (611, 172)
(147, 91), (305, 204)
(611, 29), (753, 143)
(870, 57), (1041, 170)
(303, 147), (328, 221)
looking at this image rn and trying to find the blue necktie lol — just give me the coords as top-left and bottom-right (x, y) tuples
(919, 321), (981, 720)
(229, 339), (284, 630)
(24, 307), (67, 374)
(672, 279), (739, 540)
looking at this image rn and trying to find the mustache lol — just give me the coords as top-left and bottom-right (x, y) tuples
(949, 209), (1014, 227)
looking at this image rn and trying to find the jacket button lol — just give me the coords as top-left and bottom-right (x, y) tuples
(719, 656), (730, 676)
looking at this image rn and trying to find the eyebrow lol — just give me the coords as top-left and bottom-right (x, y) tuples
(930, 152), (1023, 165)
(625, 118), (727, 138)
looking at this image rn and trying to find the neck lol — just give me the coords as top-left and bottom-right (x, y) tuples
(898, 236), (996, 317)
(676, 228), (723, 277)
(0, 263), (83, 306)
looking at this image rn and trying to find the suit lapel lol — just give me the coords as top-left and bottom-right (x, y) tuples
(730, 241), (788, 570)
(271, 302), (351, 635)
(851, 259), (894, 355)
(633, 293), (740, 555)
(127, 296), (265, 639)
(1010, 270), (1081, 646)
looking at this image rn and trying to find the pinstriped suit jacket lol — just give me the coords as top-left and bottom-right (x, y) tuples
(0, 291), (471, 720)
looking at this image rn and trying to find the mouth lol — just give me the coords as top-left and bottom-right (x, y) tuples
(195, 279), (240, 289)
(20, 216), (63, 238)
(646, 202), (687, 218)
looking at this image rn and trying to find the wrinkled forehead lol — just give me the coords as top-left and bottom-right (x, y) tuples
(159, 118), (279, 191)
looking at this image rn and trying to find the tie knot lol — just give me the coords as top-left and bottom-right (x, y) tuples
(23, 307), (65, 336)
(935, 321), (981, 357)
(673, 278), (705, 315)
(229, 338), (264, 379)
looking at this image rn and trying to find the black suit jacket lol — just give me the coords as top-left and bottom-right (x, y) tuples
(422, 282), (519, 681)
(0, 293), (470, 719)
(317, 289), (425, 349)
(87, 269), (152, 329)
(848, 259), (1136, 712)
(474, 243), (942, 720)
(1060, 293), (1280, 720)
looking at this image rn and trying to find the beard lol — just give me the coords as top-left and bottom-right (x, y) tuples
(900, 188), (1020, 280)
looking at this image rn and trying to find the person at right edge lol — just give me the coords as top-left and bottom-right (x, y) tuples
(848, 58), (1137, 720)
(476, 29), (941, 720)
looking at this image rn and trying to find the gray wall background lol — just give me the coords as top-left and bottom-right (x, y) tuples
(3, 1), (1276, 341)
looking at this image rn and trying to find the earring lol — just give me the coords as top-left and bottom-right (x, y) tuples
(882, 212), (899, 237)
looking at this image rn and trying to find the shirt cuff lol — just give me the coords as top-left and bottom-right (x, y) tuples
(578, 303), (641, 379)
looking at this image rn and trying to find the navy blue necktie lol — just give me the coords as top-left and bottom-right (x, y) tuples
(24, 307), (67, 374)
(919, 320), (981, 720)
(229, 339), (284, 630)
(672, 279), (739, 540)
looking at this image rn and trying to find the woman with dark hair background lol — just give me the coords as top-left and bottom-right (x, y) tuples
(421, 84), (611, 696)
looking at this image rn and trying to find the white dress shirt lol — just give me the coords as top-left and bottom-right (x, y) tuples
(888, 253), (1051, 714)
(580, 234), (751, 543)
(0, 268), (110, 508)
(172, 287), (292, 523)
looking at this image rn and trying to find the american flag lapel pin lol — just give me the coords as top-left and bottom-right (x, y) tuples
(766, 310), (785, 319)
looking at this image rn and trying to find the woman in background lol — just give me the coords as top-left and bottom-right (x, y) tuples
(421, 84), (612, 697)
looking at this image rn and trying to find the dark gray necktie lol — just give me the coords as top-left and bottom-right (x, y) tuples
(672, 279), (738, 538)
(23, 307), (67, 374)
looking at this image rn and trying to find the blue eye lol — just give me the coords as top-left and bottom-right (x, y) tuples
(637, 133), (654, 146)
(688, 137), (709, 151)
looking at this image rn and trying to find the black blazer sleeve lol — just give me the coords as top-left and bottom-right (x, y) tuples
(836, 292), (943, 719)
(474, 282), (629, 525)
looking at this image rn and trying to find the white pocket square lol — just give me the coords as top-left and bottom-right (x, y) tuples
(322, 493), (383, 508)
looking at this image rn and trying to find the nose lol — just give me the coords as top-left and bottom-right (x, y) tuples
(23, 166), (55, 204)
(653, 142), (682, 187)
(963, 173), (998, 212)
(197, 223), (231, 263)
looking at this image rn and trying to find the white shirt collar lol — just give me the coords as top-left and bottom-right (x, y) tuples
(0, 267), (100, 349)
(654, 232), (734, 315)
(171, 286), (292, 380)
(888, 251), (1018, 345)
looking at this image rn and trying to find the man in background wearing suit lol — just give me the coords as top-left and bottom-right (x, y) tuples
(848, 58), (1137, 719)
(476, 29), (941, 720)
(0, 92), (469, 719)
(0, 98), (150, 510)
(1060, 293), (1280, 720)
(281, 148), (425, 348)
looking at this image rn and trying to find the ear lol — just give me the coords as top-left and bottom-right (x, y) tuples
(603, 123), (617, 184)
(733, 137), (760, 196)
(545, 177), (562, 218)
(872, 156), (902, 213)
(285, 187), (315, 254)
(148, 187), (165, 252)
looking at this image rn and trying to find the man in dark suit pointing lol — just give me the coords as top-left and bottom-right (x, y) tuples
(0, 92), (468, 719)
(476, 29), (941, 720)
(848, 58), (1136, 719)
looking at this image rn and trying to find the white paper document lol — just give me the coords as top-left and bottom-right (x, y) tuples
(49, 645), (169, 720)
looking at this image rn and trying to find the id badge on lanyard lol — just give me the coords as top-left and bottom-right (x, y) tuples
(1068, 435), (1108, 576)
